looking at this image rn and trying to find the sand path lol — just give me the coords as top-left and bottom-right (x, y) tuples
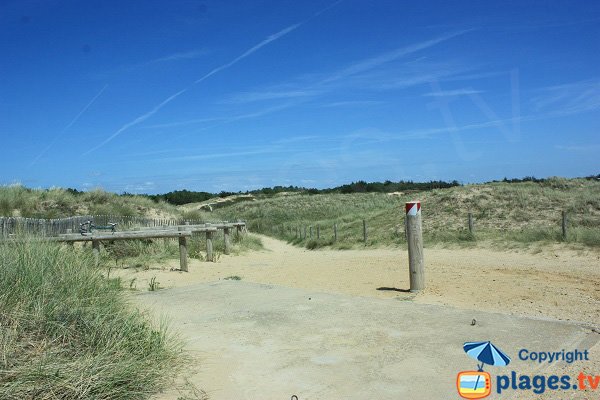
(118, 235), (600, 328)
(115, 236), (600, 399)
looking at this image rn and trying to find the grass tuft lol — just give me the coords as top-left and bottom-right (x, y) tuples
(0, 239), (181, 399)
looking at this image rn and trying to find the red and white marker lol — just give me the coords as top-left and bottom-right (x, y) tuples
(405, 201), (421, 216)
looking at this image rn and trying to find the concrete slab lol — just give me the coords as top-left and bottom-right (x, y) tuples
(137, 281), (598, 400)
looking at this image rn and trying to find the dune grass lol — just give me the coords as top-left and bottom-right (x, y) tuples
(3, 178), (598, 250)
(99, 230), (263, 271)
(213, 178), (600, 249)
(0, 239), (181, 399)
(0, 184), (178, 219)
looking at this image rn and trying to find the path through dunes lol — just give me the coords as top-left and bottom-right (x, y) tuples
(118, 236), (600, 399)
(120, 235), (600, 327)
(139, 281), (598, 400)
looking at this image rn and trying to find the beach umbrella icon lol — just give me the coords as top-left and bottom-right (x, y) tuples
(462, 341), (511, 397)
(463, 341), (511, 371)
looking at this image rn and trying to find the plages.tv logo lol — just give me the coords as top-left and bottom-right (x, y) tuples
(457, 341), (511, 399)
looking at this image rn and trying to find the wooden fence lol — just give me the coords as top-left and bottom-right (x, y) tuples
(0, 216), (93, 237)
(0, 215), (245, 238)
(249, 209), (597, 245)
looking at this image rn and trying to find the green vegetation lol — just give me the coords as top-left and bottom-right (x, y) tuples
(103, 238), (182, 268)
(99, 230), (262, 270)
(332, 179), (459, 193)
(0, 189), (265, 399)
(148, 276), (160, 291)
(213, 177), (600, 249)
(0, 239), (180, 399)
(0, 185), (178, 219)
(148, 189), (213, 206)
(230, 232), (263, 253)
(224, 275), (242, 281)
(3, 176), (598, 219)
(0, 177), (597, 397)
(2, 176), (598, 250)
(142, 180), (460, 205)
(0, 179), (459, 218)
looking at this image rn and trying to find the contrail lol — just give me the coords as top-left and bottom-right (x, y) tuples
(85, 1), (344, 154)
(313, 0), (344, 17)
(84, 23), (301, 155)
(83, 87), (188, 155)
(30, 84), (107, 166)
(195, 24), (301, 85)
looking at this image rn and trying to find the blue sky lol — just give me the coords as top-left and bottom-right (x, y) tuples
(1, 0), (599, 193)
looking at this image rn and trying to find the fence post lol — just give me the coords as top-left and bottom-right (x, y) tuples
(363, 219), (367, 244)
(405, 201), (424, 292)
(562, 211), (568, 240)
(468, 212), (474, 234)
(92, 240), (100, 267)
(206, 229), (214, 262)
(178, 227), (189, 272)
(317, 225), (320, 239)
(333, 223), (337, 242)
(309, 226), (312, 238)
(303, 226), (307, 239)
(65, 228), (73, 246)
(223, 226), (231, 255)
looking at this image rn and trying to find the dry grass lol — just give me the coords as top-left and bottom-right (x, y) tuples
(0, 239), (181, 399)
(0, 185), (178, 219)
(212, 178), (600, 249)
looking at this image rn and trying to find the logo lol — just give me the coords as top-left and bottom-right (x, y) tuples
(457, 371), (491, 399)
(457, 342), (597, 396)
(457, 341), (511, 399)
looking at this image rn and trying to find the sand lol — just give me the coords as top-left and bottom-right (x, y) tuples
(114, 235), (600, 328)
(111, 235), (600, 399)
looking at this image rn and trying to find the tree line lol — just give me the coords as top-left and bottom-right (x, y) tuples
(132, 179), (461, 205)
